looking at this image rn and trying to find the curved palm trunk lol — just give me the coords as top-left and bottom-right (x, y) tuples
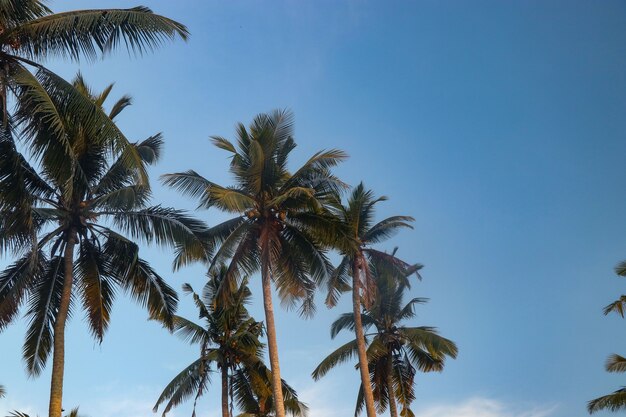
(386, 353), (398, 417)
(353, 262), (377, 417)
(49, 232), (76, 417)
(221, 365), (230, 417)
(261, 260), (286, 417)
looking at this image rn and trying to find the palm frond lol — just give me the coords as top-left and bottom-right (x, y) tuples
(363, 216), (414, 245)
(153, 358), (207, 417)
(606, 354), (626, 373)
(0, 249), (45, 329)
(75, 238), (115, 342)
(0, 0), (49, 28)
(108, 94), (132, 120)
(588, 388), (626, 413)
(603, 296), (626, 317)
(401, 327), (458, 372)
(23, 254), (66, 376)
(330, 313), (376, 339)
(311, 339), (359, 380)
(103, 232), (177, 326)
(109, 205), (208, 250)
(10, 6), (188, 61)
(172, 316), (207, 345)
(14, 67), (150, 189)
(325, 256), (352, 308)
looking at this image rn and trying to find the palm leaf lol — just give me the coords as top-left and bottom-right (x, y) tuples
(325, 256), (351, 308)
(0, 249), (45, 329)
(103, 232), (177, 326)
(153, 358), (207, 417)
(9, 6), (188, 61)
(311, 339), (359, 380)
(363, 216), (414, 245)
(603, 296), (626, 317)
(588, 388), (626, 413)
(172, 316), (207, 345)
(23, 254), (66, 376)
(330, 312), (376, 339)
(0, 0), (49, 28)
(75, 238), (115, 342)
(606, 354), (626, 373)
(14, 66), (150, 190)
(109, 205), (208, 250)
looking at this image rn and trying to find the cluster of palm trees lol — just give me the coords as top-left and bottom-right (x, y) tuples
(0, 2), (457, 417)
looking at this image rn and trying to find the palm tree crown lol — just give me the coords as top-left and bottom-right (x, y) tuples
(314, 264), (457, 417)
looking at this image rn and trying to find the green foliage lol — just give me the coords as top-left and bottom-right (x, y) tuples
(314, 267), (457, 417)
(0, 0), (187, 212)
(589, 263), (626, 413)
(0, 77), (207, 376)
(324, 183), (418, 309)
(154, 266), (307, 417)
(162, 109), (346, 316)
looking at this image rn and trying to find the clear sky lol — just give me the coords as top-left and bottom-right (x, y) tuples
(1, 1), (626, 417)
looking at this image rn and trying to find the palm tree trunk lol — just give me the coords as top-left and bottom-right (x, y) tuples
(386, 353), (398, 417)
(261, 261), (286, 417)
(48, 231), (76, 417)
(353, 262), (377, 417)
(221, 365), (230, 417)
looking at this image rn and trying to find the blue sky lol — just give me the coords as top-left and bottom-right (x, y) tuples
(1, 1), (626, 417)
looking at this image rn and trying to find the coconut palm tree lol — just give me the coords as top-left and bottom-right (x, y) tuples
(321, 184), (418, 417)
(154, 266), (307, 417)
(162, 109), (346, 417)
(0, 76), (207, 417)
(588, 262), (626, 414)
(0, 384), (5, 398)
(0, 0), (188, 199)
(314, 262), (457, 417)
(154, 267), (263, 417)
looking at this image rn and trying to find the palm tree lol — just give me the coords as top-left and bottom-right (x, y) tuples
(314, 263), (457, 417)
(0, 77), (207, 417)
(588, 262), (626, 413)
(162, 109), (346, 417)
(321, 184), (418, 417)
(153, 266), (307, 417)
(0, 384), (5, 398)
(0, 0), (188, 199)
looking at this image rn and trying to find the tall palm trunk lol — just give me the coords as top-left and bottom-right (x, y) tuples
(386, 353), (398, 417)
(353, 260), (377, 417)
(260, 239), (286, 417)
(49, 231), (76, 417)
(221, 365), (230, 417)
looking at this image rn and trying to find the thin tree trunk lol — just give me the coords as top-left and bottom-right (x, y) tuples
(386, 353), (398, 417)
(353, 261), (377, 417)
(48, 231), (76, 417)
(261, 261), (286, 417)
(221, 365), (230, 417)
